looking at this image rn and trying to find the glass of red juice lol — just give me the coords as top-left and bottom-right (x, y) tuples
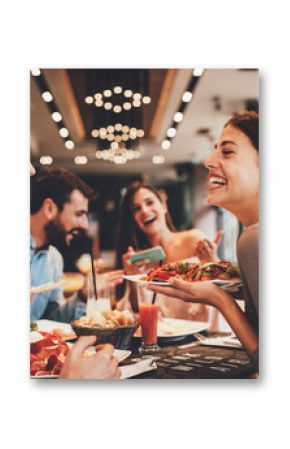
(138, 286), (160, 354)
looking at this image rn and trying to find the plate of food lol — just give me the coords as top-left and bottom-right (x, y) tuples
(134, 318), (209, 342)
(30, 330), (131, 378)
(123, 274), (170, 286)
(35, 319), (77, 341)
(124, 261), (242, 292)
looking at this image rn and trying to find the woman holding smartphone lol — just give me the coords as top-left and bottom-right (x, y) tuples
(115, 182), (223, 320)
(148, 111), (259, 366)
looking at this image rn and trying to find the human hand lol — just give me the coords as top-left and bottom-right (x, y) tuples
(122, 246), (151, 275)
(30, 288), (35, 303)
(194, 230), (224, 263)
(100, 269), (124, 289)
(147, 276), (222, 308)
(59, 336), (120, 379)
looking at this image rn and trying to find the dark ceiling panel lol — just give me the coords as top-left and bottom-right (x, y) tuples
(67, 68), (167, 151)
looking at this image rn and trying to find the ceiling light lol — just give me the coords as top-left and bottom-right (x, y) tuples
(123, 102), (132, 110)
(124, 90), (133, 98)
(104, 102), (113, 110)
(111, 142), (118, 150)
(142, 96), (151, 104)
(94, 93), (102, 99)
(192, 68), (204, 77)
(133, 93), (142, 100)
(103, 89), (112, 97)
(91, 129), (99, 138)
(74, 156), (88, 165)
(31, 69), (41, 76)
(42, 91), (53, 102)
(132, 99), (141, 107)
(126, 150), (134, 160)
(114, 155), (127, 165)
(115, 135), (122, 143)
(113, 86), (122, 94)
(136, 129), (144, 138)
(96, 151), (103, 159)
(113, 105), (122, 113)
(161, 140), (171, 150)
(115, 123), (122, 131)
(40, 156), (53, 165)
(59, 127), (69, 138)
(130, 128), (137, 138)
(102, 151), (110, 160)
(107, 125), (114, 133)
(51, 112), (62, 122)
(95, 99), (103, 107)
(65, 140), (75, 150)
(152, 155), (165, 164)
(174, 112), (183, 123)
(122, 125), (129, 133)
(99, 127), (107, 137)
(167, 127), (176, 138)
(182, 91), (192, 102)
(85, 96), (94, 104)
(122, 134), (129, 141)
(107, 134), (114, 141)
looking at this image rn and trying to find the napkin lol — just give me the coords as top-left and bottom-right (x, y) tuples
(198, 335), (242, 348)
(120, 358), (157, 379)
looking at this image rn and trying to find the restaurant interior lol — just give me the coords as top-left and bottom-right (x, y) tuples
(30, 68), (259, 379)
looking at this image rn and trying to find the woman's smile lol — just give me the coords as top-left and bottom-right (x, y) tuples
(207, 174), (228, 191)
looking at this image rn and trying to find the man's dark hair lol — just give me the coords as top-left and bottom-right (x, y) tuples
(30, 168), (95, 214)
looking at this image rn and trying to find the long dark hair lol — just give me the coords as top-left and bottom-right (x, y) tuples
(225, 111), (259, 152)
(115, 182), (176, 269)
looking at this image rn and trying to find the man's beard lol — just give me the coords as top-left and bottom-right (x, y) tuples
(45, 219), (87, 248)
(44, 218), (67, 246)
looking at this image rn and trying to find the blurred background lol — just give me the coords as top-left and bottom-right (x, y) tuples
(30, 68), (259, 271)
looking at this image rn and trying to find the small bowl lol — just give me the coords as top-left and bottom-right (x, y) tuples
(71, 321), (139, 350)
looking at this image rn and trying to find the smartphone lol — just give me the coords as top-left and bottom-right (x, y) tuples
(128, 246), (166, 264)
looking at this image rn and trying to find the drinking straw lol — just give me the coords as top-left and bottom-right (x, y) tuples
(90, 249), (98, 301)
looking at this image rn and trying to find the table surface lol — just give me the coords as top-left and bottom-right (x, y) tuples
(122, 334), (254, 379)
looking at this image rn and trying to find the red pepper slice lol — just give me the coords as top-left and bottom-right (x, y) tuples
(153, 272), (171, 280)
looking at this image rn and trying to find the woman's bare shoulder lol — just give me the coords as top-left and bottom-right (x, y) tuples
(177, 228), (206, 244)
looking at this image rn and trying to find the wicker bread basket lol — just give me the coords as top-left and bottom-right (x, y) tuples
(71, 321), (139, 349)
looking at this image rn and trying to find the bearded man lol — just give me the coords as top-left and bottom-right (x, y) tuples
(30, 168), (94, 322)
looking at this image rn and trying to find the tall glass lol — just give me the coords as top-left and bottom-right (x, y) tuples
(86, 273), (111, 314)
(137, 285), (160, 354)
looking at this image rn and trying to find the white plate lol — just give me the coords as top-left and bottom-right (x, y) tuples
(123, 274), (170, 286)
(31, 347), (131, 379)
(134, 318), (209, 341)
(66, 343), (131, 363)
(123, 274), (242, 292)
(35, 319), (77, 340)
